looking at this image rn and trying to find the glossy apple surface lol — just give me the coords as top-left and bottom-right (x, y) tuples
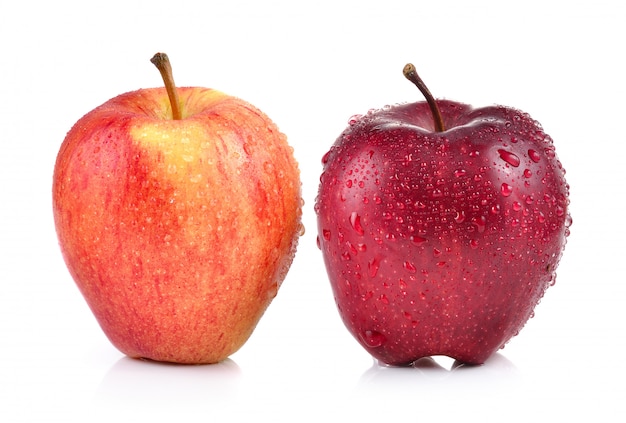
(53, 81), (302, 364)
(315, 78), (571, 365)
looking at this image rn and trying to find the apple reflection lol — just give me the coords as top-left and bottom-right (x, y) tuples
(358, 352), (520, 392)
(94, 357), (242, 418)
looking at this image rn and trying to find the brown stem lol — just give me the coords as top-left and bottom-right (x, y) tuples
(403, 63), (445, 132)
(150, 53), (182, 120)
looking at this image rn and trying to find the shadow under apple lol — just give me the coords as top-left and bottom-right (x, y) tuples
(93, 356), (242, 418)
(357, 352), (521, 395)
(344, 353), (524, 421)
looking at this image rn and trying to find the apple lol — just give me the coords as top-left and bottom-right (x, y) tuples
(53, 53), (302, 364)
(315, 64), (571, 366)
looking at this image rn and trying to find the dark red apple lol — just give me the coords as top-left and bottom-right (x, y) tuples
(315, 64), (571, 366)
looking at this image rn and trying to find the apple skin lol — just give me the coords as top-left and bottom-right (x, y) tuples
(53, 87), (302, 364)
(315, 100), (571, 366)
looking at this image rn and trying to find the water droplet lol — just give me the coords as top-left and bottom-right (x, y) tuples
(414, 200), (427, 210)
(410, 235), (428, 245)
(323, 229), (331, 241)
(350, 212), (364, 235)
(537, 211), (546, 223)
(523, 169), (532, 178)
(399, 279), (407, 290)
(378, 294), (389, 305)
(243, 143), (253, 156)
(404, 261), (417, 273)
(528, 149), (541, 163)
(361, 330), (386, 348)
(498, 149), (520, 167)
(368, 258), (380, 278)
(316, 235), (321, 249)
(321, 150), (331, 164)
(345, 180), (353, 188)
(512, 201), (522, 211)
(470, 239), (479, 249)
(263, 161), (275, 174)
(472, 216), (487, 233)
(454, 169), (467, 178)
(346, 241), (358, 255)
(501, 183), (513, 197)
(454, 210), (466, 224)
(348, 115), (362, 126)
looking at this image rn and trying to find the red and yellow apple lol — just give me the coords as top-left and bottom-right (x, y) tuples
(53, 53), (302, 364)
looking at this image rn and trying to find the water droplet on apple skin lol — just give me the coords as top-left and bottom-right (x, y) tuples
(528, 149), (541, 163)
(368, 258), (380, 278)
(350, 212), (364, 235)
(410, 235), (428, 244)
(498, 149), (521, 167)
(501, 183), (513, 197)
(360, 330), (387, 348)
(454, 210), (466, 224)
(348, 115), (363, 126)
(403, 261), (417, 273)
(471, 216), (487, 233)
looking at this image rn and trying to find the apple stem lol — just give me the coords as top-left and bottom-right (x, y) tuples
(403, 63), (446, 132)
(150, 53), (182, 120)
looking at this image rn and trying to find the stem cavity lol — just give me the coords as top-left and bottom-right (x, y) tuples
(403, 63), (445, 132)
(150, 52), (182, 120)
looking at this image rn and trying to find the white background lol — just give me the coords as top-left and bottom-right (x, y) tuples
(1, 0), (624, 421)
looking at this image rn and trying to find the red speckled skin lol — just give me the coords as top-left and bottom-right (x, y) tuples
(53, 87), (301, 364)
(315, 100), (570, 365)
